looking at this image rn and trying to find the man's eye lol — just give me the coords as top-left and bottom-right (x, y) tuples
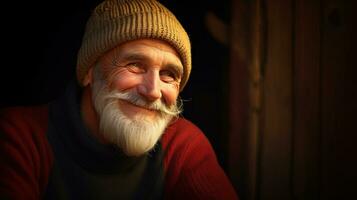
(127, 63), (145, 73)
(160, 70), (177, 82)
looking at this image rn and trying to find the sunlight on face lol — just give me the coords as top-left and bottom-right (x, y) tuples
(91, 63), (182, 156)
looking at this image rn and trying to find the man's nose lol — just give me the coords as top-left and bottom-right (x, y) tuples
(137, 72), (162, 102)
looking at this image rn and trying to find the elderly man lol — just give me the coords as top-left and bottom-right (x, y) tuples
(0, 0), (238, 199)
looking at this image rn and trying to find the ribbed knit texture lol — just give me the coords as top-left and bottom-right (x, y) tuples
(77, 0), (191, 90)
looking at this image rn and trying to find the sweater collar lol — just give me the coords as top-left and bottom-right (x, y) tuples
(49, 79), (145, 173)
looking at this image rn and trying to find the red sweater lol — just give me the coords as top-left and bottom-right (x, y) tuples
(0, 104), (238, 199)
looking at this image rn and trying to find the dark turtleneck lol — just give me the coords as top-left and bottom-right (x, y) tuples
(45, 80), (164, 200)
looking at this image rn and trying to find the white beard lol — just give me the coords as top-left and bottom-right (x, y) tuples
(91, 66), (181, 157)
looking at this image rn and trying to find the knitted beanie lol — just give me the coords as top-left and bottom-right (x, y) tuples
(76, 0), (191, 90)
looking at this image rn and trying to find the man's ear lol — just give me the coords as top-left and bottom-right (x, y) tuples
(82, 67), (94, 87)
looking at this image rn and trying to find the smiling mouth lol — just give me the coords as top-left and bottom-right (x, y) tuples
(118, 99), (158, 117)
(128, 101), (155, 111)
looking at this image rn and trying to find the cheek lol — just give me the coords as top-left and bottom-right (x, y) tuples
(107, 70), (141, 91)
(161, 86), (180, 106)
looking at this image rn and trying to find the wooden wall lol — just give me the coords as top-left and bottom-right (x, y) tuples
(228, 0), (357, 199)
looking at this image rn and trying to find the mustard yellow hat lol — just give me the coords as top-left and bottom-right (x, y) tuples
(76, 0), (191, 90)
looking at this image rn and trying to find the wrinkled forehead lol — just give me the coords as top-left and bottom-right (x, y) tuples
(116, 39), (182, 59)
(106, 39), (183, 69)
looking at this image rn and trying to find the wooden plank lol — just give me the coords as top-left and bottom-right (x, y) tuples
(259, 0), (293, 199)
(320, 0), (357, 199)
(229, 0), (267, 199)
(247, 0), (265, 200)
(293, 0), (321, 199)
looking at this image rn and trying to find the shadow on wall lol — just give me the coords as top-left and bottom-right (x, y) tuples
(161, 0), (232, 171)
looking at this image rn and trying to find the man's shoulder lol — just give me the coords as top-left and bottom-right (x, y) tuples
(161, 117), (207, 152)
(0, 104), (50, 136)
(0, 105), (54, 199)
(164, 117), (203, 139)
(0, 104), (49, 123)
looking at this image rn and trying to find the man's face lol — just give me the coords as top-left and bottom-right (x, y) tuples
(89, 39), (183, 156)
(97, 38), (183, 115)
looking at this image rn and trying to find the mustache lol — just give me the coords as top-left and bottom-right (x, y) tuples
(103, 90), (182, 116)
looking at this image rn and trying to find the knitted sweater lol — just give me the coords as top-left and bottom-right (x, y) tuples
(0, 82), (238, 200)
